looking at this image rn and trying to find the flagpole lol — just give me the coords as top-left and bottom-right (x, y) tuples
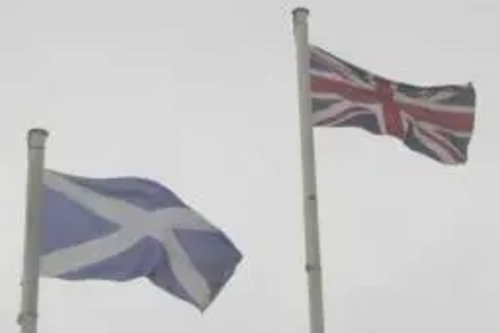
(292, 7), (325, 333)
(18, 128), (49, 333)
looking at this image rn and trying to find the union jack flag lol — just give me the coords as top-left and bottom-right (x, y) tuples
(310, 45), (476, 164)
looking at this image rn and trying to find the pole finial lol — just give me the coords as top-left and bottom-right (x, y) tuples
(27, 128), (49, 149)
(293, 7), (309, 15)
(293, 7), (309, 23)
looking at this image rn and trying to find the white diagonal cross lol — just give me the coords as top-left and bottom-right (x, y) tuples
(41, 171), (217, 308)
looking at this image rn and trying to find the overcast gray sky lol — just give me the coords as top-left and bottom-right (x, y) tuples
(1, 0), (499, 332)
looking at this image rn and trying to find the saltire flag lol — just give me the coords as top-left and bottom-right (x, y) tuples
(309, 45), (476, 164)
(40, 170), (242, 311)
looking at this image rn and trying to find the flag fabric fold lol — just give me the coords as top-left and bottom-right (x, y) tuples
(40, 170), (242, 311)
(309, 45), (476, 164)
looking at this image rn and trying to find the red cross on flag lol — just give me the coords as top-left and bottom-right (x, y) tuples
(310, 45), (476, 164)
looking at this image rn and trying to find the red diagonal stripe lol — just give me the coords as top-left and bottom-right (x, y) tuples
(311, 54), (353, 82)
(418, 126), (464, 163)
(314, 107), (372, 127)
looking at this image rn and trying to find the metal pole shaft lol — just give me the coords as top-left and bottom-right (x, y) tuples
(18, 128), (49, 333)
(292, 8), (325, 333)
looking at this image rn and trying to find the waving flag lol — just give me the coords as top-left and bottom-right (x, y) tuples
(310, 45), (476, 164)
(40, 170), (242, 310)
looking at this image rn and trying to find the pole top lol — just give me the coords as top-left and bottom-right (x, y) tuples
(292, 7), (309, 22)
(27, 128), (49, 148)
